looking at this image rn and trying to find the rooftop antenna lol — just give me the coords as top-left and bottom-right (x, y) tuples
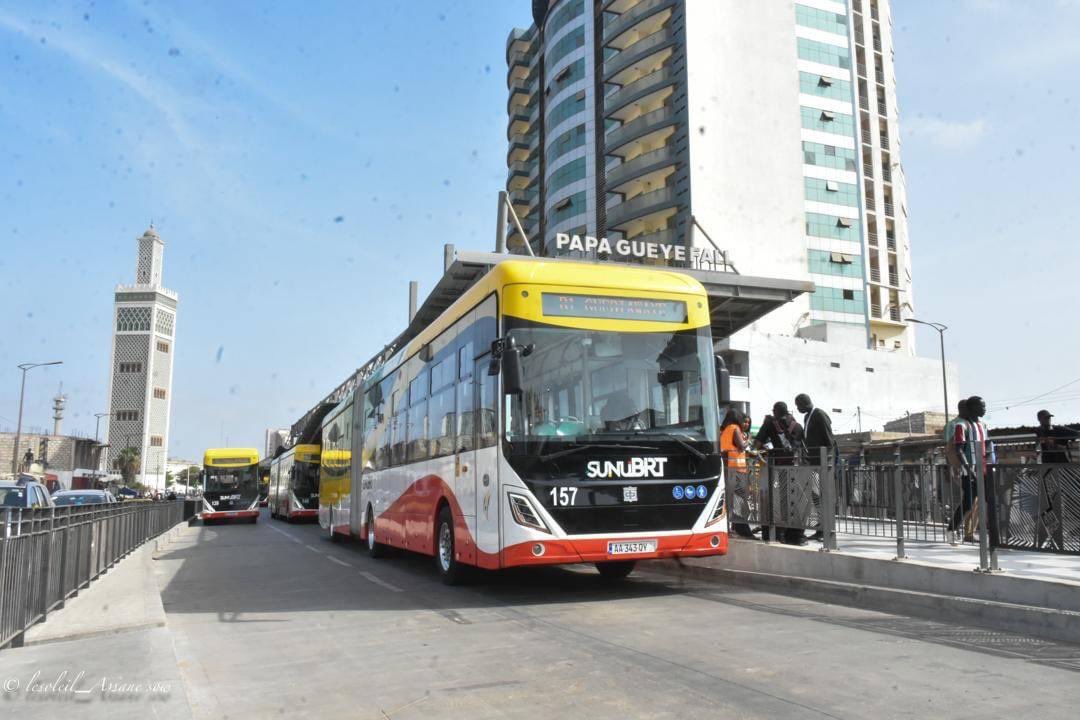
(52, 382), (67, 436)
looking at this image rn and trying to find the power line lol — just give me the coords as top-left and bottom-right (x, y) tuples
(999, 376), (1080, 411)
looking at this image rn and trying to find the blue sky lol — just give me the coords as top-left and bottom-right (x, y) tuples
(1, 0), (1077, 459)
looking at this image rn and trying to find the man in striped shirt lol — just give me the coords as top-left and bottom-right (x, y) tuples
(949, 396), (999, 547)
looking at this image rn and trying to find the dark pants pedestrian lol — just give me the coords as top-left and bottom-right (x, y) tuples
(949, 471), (999, 548)
(728, 468), (755, 538)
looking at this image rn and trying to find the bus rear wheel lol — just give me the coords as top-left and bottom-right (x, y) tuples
(435, 506), (467, 585)
(366, 507), (388, 559)
(596, 561), (636, 580)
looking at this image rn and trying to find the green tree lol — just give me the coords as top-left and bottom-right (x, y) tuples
(113, 447), (141, 487)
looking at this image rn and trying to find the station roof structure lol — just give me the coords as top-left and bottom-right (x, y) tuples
(288, 249), (812, 444)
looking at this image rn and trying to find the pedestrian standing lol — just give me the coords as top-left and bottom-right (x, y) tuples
(1035, 410), (1079, 464)
(795, 394), (835, 542)
(720, 409), (754, 538)
(753, 402), (805, 544)
(949, 396), (999, 547)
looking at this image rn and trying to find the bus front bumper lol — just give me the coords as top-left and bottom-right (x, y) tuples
(200, 510), (260, 521)
(500, 530), (728, 568)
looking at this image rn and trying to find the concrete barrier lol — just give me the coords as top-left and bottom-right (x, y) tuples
(645, 539), (1080, 645)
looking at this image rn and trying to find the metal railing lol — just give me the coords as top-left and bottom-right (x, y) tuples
(1, 500), (187, 649)
(727, 452), (1080, 569)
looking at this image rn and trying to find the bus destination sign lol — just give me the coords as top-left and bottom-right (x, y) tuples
(542, 294), (687, 323)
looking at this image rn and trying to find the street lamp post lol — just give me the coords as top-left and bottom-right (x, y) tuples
(93, 412), (112, 443)
(906, 318), (950, 423)
(93, 412), (113, 475)
(11, 361), (63, 475)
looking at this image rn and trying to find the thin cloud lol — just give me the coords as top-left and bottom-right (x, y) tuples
(904, 116), (987, 151)
(0, 11), (203, 150)
(126, 0), (361, 145)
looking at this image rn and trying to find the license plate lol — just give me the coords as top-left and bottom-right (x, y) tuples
(607, 540), (657, 555)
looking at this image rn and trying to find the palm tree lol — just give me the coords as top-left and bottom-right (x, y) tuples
(114, 447), (141, 487)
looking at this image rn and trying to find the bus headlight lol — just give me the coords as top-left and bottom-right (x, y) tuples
(705, 488), (725, 527)
(508, 493), (549, 534)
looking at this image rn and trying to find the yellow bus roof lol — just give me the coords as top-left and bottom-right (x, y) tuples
(270, 443), (321, 467)
(204, 448), (259, 466)
(405, 259), (709, 356)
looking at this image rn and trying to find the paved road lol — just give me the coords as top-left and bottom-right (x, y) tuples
(153, 511), (1080, 719)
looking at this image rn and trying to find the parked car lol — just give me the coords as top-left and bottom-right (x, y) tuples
(0, 480), (55, 509)
(52, 489), (116, 506)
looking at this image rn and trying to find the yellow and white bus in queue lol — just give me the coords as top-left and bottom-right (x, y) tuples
(319, 406), (353, 540)
(269, 444), (321, 522)
(201, 448), (262, 523)
(318, 259), (727, 583)
(258, 457), (271, 507)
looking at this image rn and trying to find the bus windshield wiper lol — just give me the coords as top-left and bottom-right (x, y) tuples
(634, 431), (707, 460)
(538, 442), (654, 463)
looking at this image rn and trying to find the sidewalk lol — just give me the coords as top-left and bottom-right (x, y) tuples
(824, 532), (1080, 584)
(0, 529), (192, 719)
(649, 534), (1080, 645)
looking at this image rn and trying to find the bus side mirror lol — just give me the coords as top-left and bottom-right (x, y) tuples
(714, 354), (730, 404)
(502, 347), (524, 396)
(489, 337), (532, 395)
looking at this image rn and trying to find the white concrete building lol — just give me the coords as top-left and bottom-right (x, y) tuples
(504, 0), (950, 428)
(105, 227), (178, 490)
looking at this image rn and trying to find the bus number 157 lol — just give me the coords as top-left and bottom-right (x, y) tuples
(549, 487), (578, 507)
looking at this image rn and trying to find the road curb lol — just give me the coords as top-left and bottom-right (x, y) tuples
(644, 557), (1080, 646)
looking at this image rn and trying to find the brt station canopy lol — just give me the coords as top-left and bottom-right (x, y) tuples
(288, 249), (811, 444)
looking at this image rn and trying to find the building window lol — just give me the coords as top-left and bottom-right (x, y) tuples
(548, 157), (587, 194)
(551, 191), (586, 225)
(805, 177), (859, 207)
(808, 250), (863, 278)
(157, 341), (170, 353)
(116, 306), (152, 332)
(803, 141), (857, 171)
(801, 106), (855, 136)
(546, 123), (586, 165)
(799, 72), (852, 101)
(118, 362), (143, 373)
(796, 5), (848, 36)
(155, 309), (174, 337)
(796, 37), (851, 69)
(810, 287), (865, 314)
(547, 26), (585, 68)
(153, 388), (167, 400)
(150, 436), (163, 447)
(115, 410), (139, 422)
(547, 0), (584, 37)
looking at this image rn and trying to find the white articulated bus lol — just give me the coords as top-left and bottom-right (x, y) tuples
(320, 259), (727, 582)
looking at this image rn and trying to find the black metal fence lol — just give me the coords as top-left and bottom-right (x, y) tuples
(726, 455), (1080, 567)
(0, 501), (187, 649)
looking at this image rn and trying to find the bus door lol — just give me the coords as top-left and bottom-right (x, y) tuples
(454, 351), (479, 553)
(470, 357), (500, 566)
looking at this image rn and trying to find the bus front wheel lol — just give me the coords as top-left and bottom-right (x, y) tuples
(596, 561), (636, 580)
(435, 506), (467, 585)
(366, 507), (388, 559)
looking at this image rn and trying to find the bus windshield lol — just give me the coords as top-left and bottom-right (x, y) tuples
(504, 318), (718, 449)
(205, 465), (258, 493)
(293, 461), (319, 494)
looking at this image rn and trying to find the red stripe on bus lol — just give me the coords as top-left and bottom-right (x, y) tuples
(372, 474), (482, 566)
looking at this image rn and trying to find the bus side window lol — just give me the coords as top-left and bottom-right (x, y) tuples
(456, 354), (475, 453)
(477, 357), (497, 449)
